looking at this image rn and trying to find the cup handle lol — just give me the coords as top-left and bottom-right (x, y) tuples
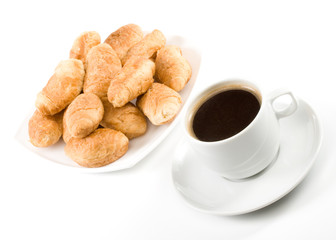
(268, 89), (298, 119)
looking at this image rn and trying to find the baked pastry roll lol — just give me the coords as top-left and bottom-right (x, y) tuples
(107, 57), (155, 108)
(137, 83), (182, 125)
(155, 45), (192, 92)
(65, 128), (129, 168)
(84, 43), (121, 98)
(64, 93), (104, 139)
(100, 97), (147, 139)
(28, 110), (63, 147)
(69, 31), (101, 65)
(62, 107), (72, 143)
(35, 59), (85, 115)
(104, 24), (143, 62)
(122, 29), (166, 65)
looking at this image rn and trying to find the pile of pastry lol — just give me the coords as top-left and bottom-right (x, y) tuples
(28, 24), (192, 168)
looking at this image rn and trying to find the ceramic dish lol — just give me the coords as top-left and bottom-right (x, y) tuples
(16, 34), (201, 173)
(172, 98), (322, 215)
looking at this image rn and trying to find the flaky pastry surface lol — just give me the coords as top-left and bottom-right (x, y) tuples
(35, 59), (85, 115)
(65, 128), (129, 168)
(100, 98), (147, 139)
(104, 24), (143, 62)
(84, 43), (121, 98)
(122, 29), (166, 65)
(64, 93), (104, 139)
(29, 110), (63, 147)
(107, 57), (155, 108)
(137, 83), (182, 125)
(155, 45), (192, 92)
(70, 31), (101, 65)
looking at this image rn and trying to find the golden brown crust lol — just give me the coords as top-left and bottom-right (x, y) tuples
(104, 24), (143, 62)
(100, 97), (147, 139)
(84, 43), (121, 98)
(155, 45), (192, 92)
(35, 59), (85, 115)
(65, 128), (129, 168)
(122, 29), (166, 65)
(107, 57), (155, 108)
(62, 107), (72, 143)
(29, 110), (63, 147)
(69, 31), (101, 65)
(64, 93), (104, 139)
(137, 83), (182, 125)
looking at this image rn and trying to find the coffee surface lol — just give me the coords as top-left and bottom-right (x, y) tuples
(192, 89), (260, 142)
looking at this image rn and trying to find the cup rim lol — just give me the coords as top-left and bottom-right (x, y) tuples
(184, 79), (266, 145)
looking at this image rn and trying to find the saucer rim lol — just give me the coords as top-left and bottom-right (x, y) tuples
(171, 98), (323, 216)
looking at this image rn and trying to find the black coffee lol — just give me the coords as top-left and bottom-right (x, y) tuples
(192, 89), (260, 142)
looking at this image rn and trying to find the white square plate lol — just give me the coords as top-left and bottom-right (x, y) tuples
(15, 34), (202, 173)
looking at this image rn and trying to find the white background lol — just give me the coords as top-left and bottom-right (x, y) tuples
(1, 0), (336, 239)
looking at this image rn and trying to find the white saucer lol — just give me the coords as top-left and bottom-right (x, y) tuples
(172, 98), (322, 215)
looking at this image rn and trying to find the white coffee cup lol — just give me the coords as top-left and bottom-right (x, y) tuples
(184, 79), (298, 180)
